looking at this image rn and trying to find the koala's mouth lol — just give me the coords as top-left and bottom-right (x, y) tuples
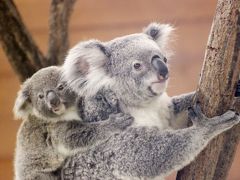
(152, 74), (169, 84)
(149, 75), (168, 95)
(50, 103), (66, 115)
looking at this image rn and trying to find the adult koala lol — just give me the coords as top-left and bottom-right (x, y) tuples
(63, 22), (191, 129)
(61, 23), (240, 179)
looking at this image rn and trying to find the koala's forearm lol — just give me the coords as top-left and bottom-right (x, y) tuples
(109, 127), (210, 178)
(62, 127), (210, 179)
(62, 108), (239, 179)
(50, 121), (113, 151)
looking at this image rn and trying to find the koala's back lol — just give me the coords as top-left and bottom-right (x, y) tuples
(15, 116), (65, 180)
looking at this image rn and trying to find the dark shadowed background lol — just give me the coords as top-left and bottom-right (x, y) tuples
(0, 0), (239, 179)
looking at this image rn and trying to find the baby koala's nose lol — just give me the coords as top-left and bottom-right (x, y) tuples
(46, 90), (60, 107)
(151, 56), (169, 79)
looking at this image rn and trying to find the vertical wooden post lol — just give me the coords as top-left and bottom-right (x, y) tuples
(177, 0), (240, 179)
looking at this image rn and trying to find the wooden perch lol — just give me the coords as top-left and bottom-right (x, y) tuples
(47, 0), (76, 66)
(177, 0), (240, 179)
(0, 0), (46, 81)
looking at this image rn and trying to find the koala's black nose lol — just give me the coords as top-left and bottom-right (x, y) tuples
(46, 90), (60, 107)
(151, 56), (169, 78)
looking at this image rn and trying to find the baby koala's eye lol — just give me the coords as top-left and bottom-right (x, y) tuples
(38, 94), (44, 99)
(57, 84), (64, 91)
(133, 62), (142, 70)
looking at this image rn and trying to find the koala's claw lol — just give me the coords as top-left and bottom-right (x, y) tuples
(103, 90), (118, 107)
(46, 134), (52, 147)
(187, 107), (197, 120)
(212, 110), (239, 126)
(187, 104), (205, 125)
(188, 103), (240, 129)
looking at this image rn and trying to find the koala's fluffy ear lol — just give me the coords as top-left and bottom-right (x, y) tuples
(13, 82), (31, 120)
(143, 22), (174, 51)
(62, 40), (111, 96)
(63, 40), (108, 77)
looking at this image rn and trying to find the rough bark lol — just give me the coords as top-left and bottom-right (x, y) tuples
(0, 0), (46, 81)
(177, 0), (240, 180)
(233, 97), (240, 112)
(47, 0), (76, 66)
(213, 18), (240, 180)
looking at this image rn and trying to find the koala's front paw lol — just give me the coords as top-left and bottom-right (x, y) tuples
(108, 113), (134, 130)
(103, 90), (119, 112)
(187, 103), (205, 126)
(209, 110), (239, 128)
(189, 103), (240, 132)
(103, 89), (119, 107)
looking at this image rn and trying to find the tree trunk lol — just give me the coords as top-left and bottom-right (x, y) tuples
(0, 0), (46, 81)
(176, 0), (240, 179)
(0, 0), (76, 82)
(47, 0), (76, 66)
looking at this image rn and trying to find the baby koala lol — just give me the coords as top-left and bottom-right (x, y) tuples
(13, 66), (133, 180)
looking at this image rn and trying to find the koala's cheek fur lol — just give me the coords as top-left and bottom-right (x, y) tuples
(150, 80), (169, 95)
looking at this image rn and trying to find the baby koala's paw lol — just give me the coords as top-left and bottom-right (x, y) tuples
(108, 113), (134, 130)
(101, 89), (119, 111)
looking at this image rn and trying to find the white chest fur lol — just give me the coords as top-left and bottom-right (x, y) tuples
(128, 93), (172, 130)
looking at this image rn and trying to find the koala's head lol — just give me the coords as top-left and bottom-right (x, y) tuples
(63, 23), (174, 107)
(13, 66), (77, 121)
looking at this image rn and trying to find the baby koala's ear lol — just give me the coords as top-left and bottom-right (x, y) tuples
(13, 82), (32, 120)
(143, 22), (174, 51)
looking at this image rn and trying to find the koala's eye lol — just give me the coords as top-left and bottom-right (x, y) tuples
(163, 57), (167, 63)
(152, 55), (160, 60)
(38, 94), (44, 99)
(152, 55), (167, 63)
(133, 63), (142, 70)
(57, 84), (64, 91)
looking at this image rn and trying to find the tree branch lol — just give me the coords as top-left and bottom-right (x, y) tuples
(47, 0), (77, 66)
(213, 17), (240, 179)
(177, 0), (240, 179)
(0, 0), (46, 82)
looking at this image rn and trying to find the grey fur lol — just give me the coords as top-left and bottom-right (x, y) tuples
(61, 22), (240, 179)
(62, 105), (239, 179)
(78, 89), (120, 122)
(14, 66), (133, 180)
(62, 22), (194, 129)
